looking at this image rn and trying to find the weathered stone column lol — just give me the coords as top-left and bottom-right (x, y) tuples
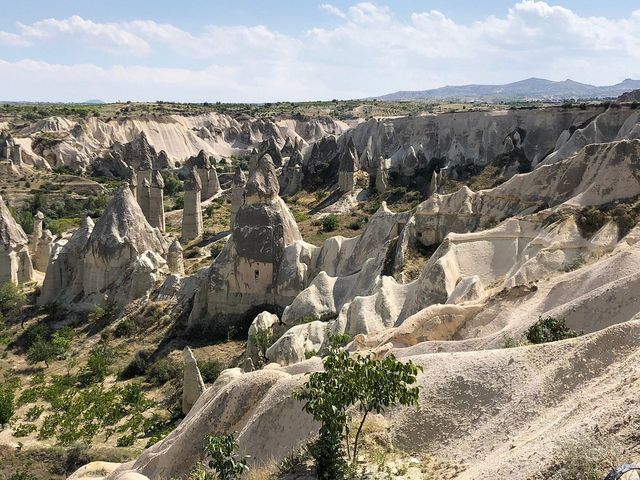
(375, 157), (388, 194)
(181, 168), (203, 242)
(31, 211), (44, 255)
(338, 138), (358, 193)
(182, 346), (205, 415)
(35, 229), (53, 273)
(11, 144), (22, 167)
(2, 140), (10, 161)
(127, 166), (138, 196)
(167, 238), (184, 275)
(230, 166), (246, 229)
(206, 166), (220, 199)
(138, 177), (151, 221)
(148, 169), (165, 232)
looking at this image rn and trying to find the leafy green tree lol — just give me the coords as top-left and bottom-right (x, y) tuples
(294, 341), (422, 478)
(0, 385), (15, 428)
(526, 316), (581, 344)
(82, 338), (113, 383)
(204, 433), (249, 480)
(26, 337), (57, 367)
(162, 172), (183, 197)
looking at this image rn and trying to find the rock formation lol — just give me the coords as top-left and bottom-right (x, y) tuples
(188, 154), (302, 335)
(11, 143), (22, 166)
(280, 140), (304, 196)
(30, 211), (44, 255)
(34, 229), (53, 273)
(137, 177), (151, 221)
(257, 137), (284, 167)
(0, 195), (34, 284)
(281, 136), (294, 156)
(182, 168), (203, 243)
(245, 311), (279, 365)
(338, 138), (358, 193)
(148, 170), (165, 232)
(40, 187), (167, 307)
(182, 347), (205, 415)
(1, 138), (11, 161)
(230, 166), (246, 229)
(375, 157), (388, 194)
(92, 131), (171, 178)
(167, 239), (184, 275)
(186, 150), (219, 200)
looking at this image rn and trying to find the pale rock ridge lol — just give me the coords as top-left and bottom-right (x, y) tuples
(0, 194), (34, 284)
(92, 131), (171, 178)
(96, 320), (640, 480)
(182, 347), (205, 415)
(414, 139), (640, 247)
(181, 168), (203, 243)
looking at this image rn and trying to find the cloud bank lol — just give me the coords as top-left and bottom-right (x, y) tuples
(0, 1), (639, 102)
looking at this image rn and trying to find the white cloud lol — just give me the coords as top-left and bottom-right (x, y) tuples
(0, 2), (640, 101)
(320, 4), (347, 20)
(16, 15), (151, 55)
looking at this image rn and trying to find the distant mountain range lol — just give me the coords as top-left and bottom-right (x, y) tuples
(374, 78), (640, 102)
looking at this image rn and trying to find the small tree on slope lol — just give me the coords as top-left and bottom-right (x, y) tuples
(294, 339), (422, 479)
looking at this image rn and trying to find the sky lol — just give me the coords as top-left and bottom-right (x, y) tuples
(0, 0), (639, 102)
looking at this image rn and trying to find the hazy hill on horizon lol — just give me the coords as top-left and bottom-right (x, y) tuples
(374, 77), (640, 102)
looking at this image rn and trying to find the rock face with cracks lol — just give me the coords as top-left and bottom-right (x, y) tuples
(40, 187), (166, 308)
(0, 194), (34, 284)
(188, 154), (302, 336)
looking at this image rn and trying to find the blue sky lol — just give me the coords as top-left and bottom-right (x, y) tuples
(0, 1), (639, 102)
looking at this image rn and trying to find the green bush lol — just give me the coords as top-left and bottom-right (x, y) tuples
(81, 339), (114, 383)
(321, 214), (339, 232)
(47, 217), (82, 236)
(204, 433), (249, 480)
(145, 359), (181, 386)
(0, 281), (26, 315)
(294, 338), (421, 478)
(26, 337), (58, 367)
(210, 242), (224, 259)
(198, 359), (225, 384)
(0, 384), (15, 428)
(9, 472), (37, 480)
(526, 317), (581, 344)
(162, 172), (183, 197)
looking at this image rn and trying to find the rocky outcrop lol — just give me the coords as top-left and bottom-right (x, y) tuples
(280, 140), (304, 196)
(92, 132), (171, 178)
(148, 170), (165, 232)
(0, 195), (34, 284)
(40, 187), (167, 307)
(414, 139), (640, 247)
(618, 89), (640, 103)
(188, 154), (302, 336)
(181, 169), (203, 243)
(245, 311), (279, 366)
(230, 166), (247, 229)
(182, 347), (205, 415)
(338, 138), (358, 193)
(375, 157), (388, 194)
(256, 137), (283, 167)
